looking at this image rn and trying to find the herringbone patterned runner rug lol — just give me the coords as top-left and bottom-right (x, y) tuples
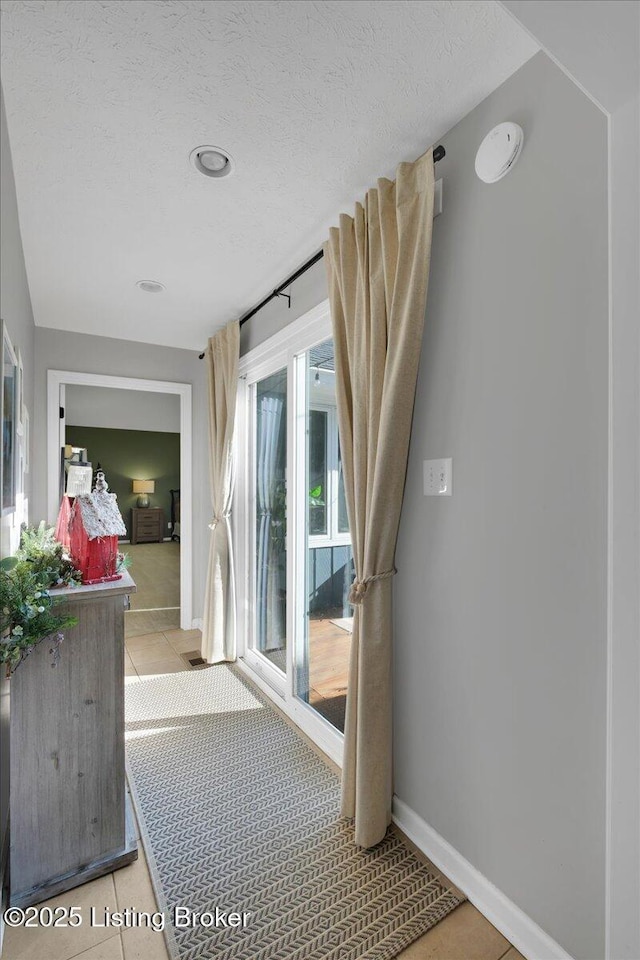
(125, 664), (463, 960)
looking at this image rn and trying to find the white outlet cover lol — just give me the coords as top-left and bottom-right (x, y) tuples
(424, 458), (452, 496)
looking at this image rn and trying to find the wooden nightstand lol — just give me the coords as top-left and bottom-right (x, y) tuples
(131, 507), (164, 544)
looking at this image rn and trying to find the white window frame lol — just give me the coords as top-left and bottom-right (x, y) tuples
(235, 299), (345, 767)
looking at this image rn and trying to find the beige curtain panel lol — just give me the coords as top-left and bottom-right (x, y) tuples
(324, 150), (435, 848)
(201, 319), (240, 664)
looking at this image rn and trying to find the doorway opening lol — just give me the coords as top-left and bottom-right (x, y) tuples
(46, 371), (192, 631)
(63, 383), (181, 640)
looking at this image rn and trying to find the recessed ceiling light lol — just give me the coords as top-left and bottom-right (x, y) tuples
(136, 280), (165, 293)
(190, 145), (234, 179)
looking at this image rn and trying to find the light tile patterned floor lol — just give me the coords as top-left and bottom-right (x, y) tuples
(124, 628), (202, 680)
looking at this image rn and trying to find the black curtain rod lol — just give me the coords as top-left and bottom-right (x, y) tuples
(199, 144), (445, 357)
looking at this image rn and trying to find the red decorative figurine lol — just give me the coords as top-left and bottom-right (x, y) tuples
(66, 471), (127, 585)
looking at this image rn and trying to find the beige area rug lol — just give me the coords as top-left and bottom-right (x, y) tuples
(125, 665), (463, 960)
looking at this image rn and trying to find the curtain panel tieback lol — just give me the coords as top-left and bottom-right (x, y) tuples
(348, 568), (397, 605)
(208, 511), (231, 530)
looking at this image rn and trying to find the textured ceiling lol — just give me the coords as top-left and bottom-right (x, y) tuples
(0, 0), (537, 350)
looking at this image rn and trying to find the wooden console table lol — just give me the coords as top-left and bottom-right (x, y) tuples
(9, 572), (138, 908)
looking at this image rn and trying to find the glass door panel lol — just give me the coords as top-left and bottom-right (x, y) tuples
(253, 367), (287, 674)
(295, 339), (353, 733)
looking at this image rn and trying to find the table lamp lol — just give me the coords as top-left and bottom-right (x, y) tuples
(133, 479), (155, 508)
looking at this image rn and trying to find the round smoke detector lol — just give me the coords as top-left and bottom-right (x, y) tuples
(136, 280), (165, 294)
(475, 122), (524, 183)
(190, 145), (234, 179)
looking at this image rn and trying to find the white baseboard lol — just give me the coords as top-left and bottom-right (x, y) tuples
(191, 618), (203, 631)
(392, 796), (573, 960)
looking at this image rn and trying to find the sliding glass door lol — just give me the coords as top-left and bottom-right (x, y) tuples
(294, 340), (353, 734)
(239, 307), (352, 759)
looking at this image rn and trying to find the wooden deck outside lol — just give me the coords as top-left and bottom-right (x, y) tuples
(307, 617), (351, 732)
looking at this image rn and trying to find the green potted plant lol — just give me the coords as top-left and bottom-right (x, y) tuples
(0, 523), (81, 675)
(16, 520), (82, 587)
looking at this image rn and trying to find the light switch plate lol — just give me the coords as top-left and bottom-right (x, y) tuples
(434, 178), (443, 217)
(423, 458), (452, 496)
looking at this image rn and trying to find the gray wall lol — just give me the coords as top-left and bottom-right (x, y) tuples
(240, 257), (327, 356)
(607, 91), (640, 960)
(394, 52), (607, 960)
(500, 7), (640, 956)
(65, 425), (180, 541)
(502, 0), (638, 112)
(0, 82), (36, 917)
(66, 384), (180, 433)
(242, 52), (608, 960)
(31, 328), (209, 618)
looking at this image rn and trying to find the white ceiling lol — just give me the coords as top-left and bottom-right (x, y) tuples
(0, 0), (537, 350)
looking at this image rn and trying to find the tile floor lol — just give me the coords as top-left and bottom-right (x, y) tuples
(124, 628), (202, 681)
(3, 626), (524, 960)
(2, 791), (170, 960)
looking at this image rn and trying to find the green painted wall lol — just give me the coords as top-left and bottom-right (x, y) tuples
(65, 426), (180, 540)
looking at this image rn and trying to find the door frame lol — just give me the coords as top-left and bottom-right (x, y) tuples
(235, 299), (345, 767)
(46, 369), (193, 630)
